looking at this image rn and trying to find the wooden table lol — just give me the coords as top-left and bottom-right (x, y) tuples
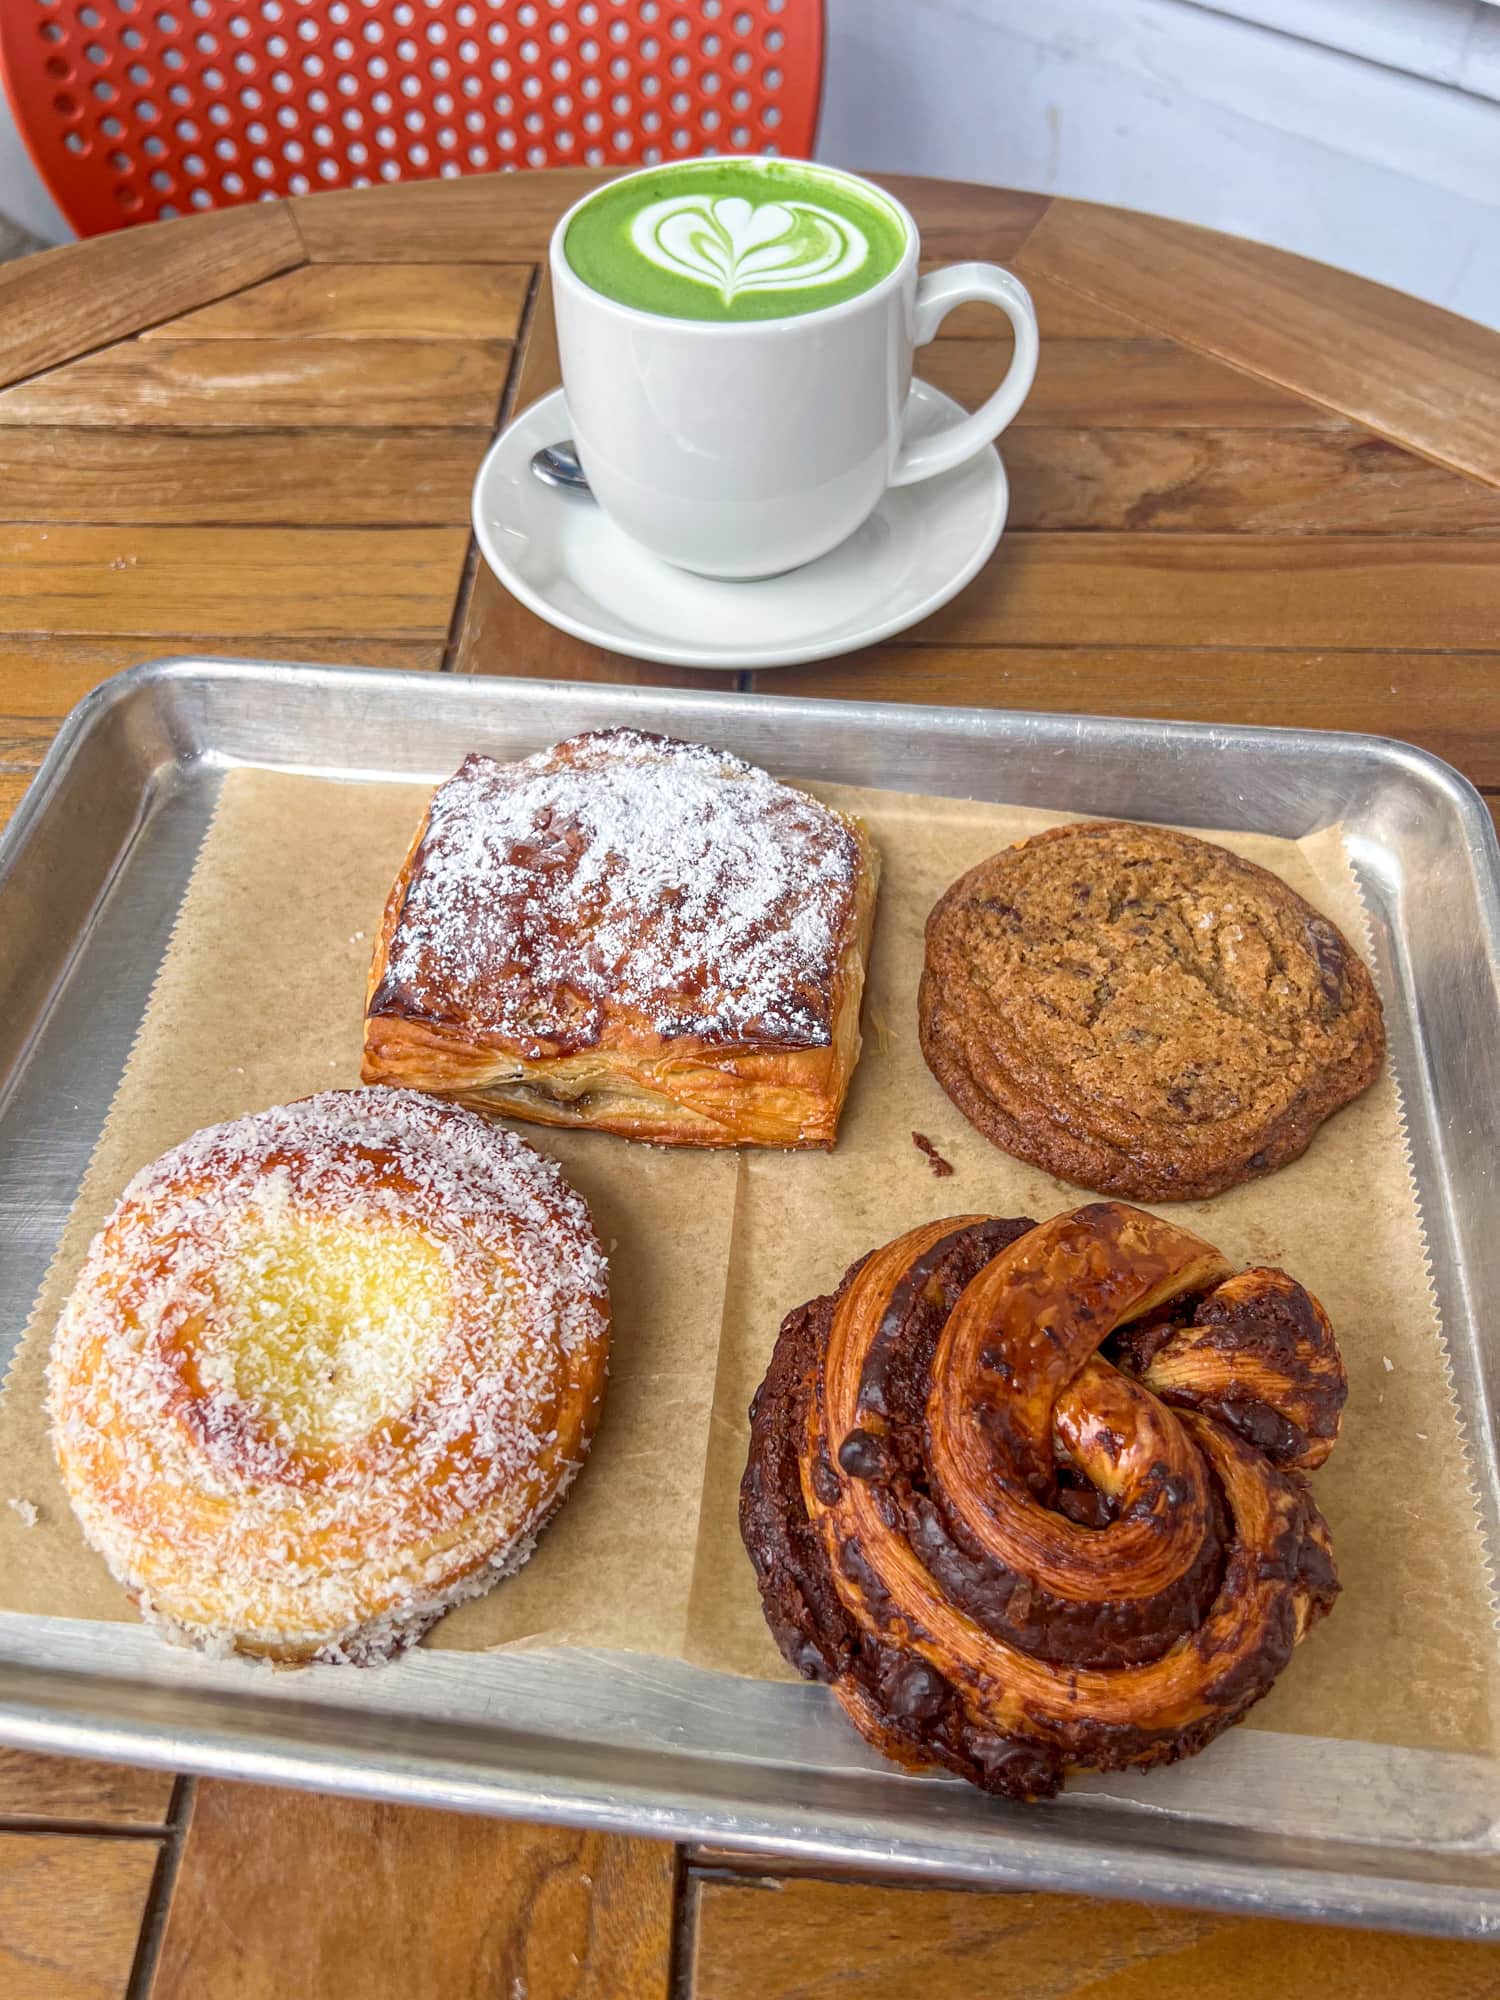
(3, 169), (1500, 2000)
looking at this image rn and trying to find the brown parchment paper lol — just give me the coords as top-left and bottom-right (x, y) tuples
(0, 767), (1492, 1757)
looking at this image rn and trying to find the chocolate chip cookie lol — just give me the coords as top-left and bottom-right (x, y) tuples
(918, 820), (1385, 1201)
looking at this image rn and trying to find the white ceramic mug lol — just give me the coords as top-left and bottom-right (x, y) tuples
(550, 162), (1039, 581)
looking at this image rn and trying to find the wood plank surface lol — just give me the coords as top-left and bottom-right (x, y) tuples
(687, 1878), (1500, 2000)
(931, 268), (1148, 340)
(1000, 429), (1500, 534)
(1018, 201), (1500, 489)
(904, 533), (1500, 651)
(0, 713), (66, 776)
(754, 646), (1500, 783)
(293, 170), (613, 263)
(878, 179), (1049, 263)
(0, 1831), (160, 2000)
(508, 263), (562, 408)
(27, 417), (1467, 536)
(0, 430), (492, 526)
(0, 203), (303, 392)
(0, 340), (513, 430)
(291, 172), (1046, 268)
(0, 634), (439, 723)
(0, 526), (469, 639)
(0, 1750), (174, 1829)
(0, 771), (36, 826)
(927, 339), (1342, 429)
(145, 263), (531, 342)
(150, 1783), (674, 2000)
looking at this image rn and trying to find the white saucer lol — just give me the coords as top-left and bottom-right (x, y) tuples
(471, 382), (1008, 672)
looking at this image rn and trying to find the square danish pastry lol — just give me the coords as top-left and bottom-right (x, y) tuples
(362, 728), (880, 1148)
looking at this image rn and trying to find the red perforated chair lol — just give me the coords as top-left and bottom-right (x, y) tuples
(0, 0), (823, 236)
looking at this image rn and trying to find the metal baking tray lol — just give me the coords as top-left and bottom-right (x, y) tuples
(3, 658), (1499, 1937)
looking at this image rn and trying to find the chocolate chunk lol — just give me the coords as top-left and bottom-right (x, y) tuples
(809, 1445), (842, 1507)
(884, 1656), (952, 1721)
(965, 1732), (1062, 1801)
(837, 1428), (885, 1481)
(1306, 916), (1347, 1008)
(1203, 1397), (1304, 1464)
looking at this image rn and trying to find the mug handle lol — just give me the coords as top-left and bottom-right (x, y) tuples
(889, 263), (1039, 487)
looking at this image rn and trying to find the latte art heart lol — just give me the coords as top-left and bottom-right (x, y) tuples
(629, 194), (870, 304)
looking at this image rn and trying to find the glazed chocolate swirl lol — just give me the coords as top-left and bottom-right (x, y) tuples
(740, 1201), (1345, 1800)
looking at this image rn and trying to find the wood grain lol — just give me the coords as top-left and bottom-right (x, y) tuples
(0, 526), (469, 639)
(145, 263), (531, 341)
(1001, 429), (1500, 534)
(754, 646), (1500, 782)
(508, 263), (562, 407)
(929, 267), (1147, 340)
(0, 1750), (173, 1829)
(0, 430), (493, 526)
(150, 1784), (674, 2000)
(876, 179), (1049, 263)
(0, 339), (512, 430)
(902, 534), (1500, 651)
(290, 173), (1046, 269)
(687, 1878), (1500, 2000)
(1018, 201), (1500, 488)
(1, 714), (66, 775)
(292, 169), (612, 262)
(927, 339), (1340, 429)
(0, 1831), (160, 2000)
(0, 771), (35, 827)
(0, 203), (303, 392)
(0, 634), (440, 724)
(44, 405), (1464, 543)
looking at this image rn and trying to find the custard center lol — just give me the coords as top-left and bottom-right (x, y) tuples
(215, 1216), (451, 1450)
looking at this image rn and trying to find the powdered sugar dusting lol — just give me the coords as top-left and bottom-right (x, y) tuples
(47, 1088), (609, 1664)
(374, 730), (862, 1053)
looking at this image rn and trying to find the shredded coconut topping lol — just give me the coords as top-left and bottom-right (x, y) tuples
(373, 729), (861, 1053)
(47, 1088), (609, 1663)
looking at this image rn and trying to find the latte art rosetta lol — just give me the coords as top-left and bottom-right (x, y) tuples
(628, 194), (870, 305)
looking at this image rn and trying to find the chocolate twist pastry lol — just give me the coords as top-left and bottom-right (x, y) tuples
(740, 1201), (1345, 1799)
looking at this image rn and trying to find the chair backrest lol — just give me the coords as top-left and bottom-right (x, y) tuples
(0, 0), (823, 236)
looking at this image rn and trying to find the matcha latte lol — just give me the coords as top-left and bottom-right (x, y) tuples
(563, 158), (909, 323)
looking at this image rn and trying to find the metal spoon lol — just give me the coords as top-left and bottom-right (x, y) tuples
(530, 439), (592, 494)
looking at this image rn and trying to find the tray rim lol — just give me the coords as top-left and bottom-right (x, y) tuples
(3, 1655), (1499, 1939)
(10, 652), (1500, 855)
(4, 654), (1500, 1938)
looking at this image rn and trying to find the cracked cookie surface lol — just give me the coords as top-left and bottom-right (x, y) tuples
(918, 819), (1385, 1200)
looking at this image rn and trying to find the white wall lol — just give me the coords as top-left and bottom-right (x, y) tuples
(817, 0), (1500, 330)
(0, 93), (71, 243)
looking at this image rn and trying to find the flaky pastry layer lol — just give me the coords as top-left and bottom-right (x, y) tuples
(362, 731), (880, 1148)
(741, 1201), (1346, 1799)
